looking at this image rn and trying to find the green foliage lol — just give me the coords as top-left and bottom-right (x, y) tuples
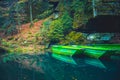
(71, 0), (84, 13)
(1, 39), (20, 53)
(72, 0), (84, 29)
(25, 0), (52, 21)
(48, 19), (64, 43)
(61, 31), (86, 45)
(60, 12), (73, 34)
(45, 12), (73, 43)
(1, 39), (12, 47)
(0, 0), (26, 35)
(71, 0), (89, 29)
(37, 9), (53, 19)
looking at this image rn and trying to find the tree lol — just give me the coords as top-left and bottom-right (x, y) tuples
(71, 0), (87, 29)
(92, 0), (97, 17)
(41, 11), (73, 44)
(29, 0), (33, 27)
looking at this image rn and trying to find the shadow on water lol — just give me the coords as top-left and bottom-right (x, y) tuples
(0, 53), (120, 80)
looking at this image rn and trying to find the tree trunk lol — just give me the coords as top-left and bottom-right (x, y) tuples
(16, 2), (21, 28)
(92, 0), (97, 17)
(29, 0), (33, 27)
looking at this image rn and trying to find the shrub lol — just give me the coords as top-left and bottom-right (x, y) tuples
(61, 31), (86, 45)
(47, 11), (73, 43)
(47, 19), (64, 43)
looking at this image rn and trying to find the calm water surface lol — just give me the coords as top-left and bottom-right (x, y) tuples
(0, 53), (120, 80)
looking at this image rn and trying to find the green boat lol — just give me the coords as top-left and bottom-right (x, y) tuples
(51, 44), (120, 59)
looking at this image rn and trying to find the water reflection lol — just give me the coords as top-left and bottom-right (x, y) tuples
(0, 53), (120, 80)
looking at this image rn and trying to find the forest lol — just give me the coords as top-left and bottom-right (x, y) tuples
(0, 0), (120, 80)
(0, 0), (120, 54)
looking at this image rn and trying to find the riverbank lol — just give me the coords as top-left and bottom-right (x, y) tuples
(0, 19), (47, 54)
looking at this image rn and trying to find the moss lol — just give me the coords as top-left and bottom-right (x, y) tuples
(60, 31), (87, 45)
